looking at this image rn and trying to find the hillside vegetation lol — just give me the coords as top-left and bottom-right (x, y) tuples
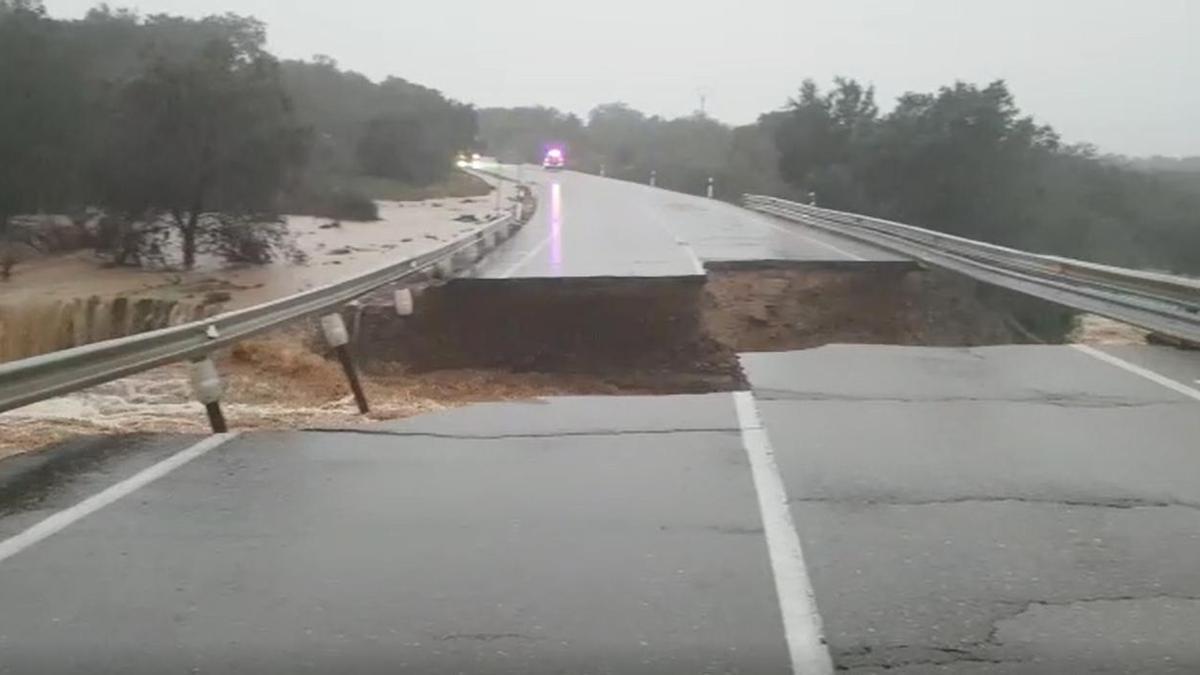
(481, 82), (1200, 274)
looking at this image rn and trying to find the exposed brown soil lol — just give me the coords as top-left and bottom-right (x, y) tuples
(355, 264), (1033, 389)
(356, 277), (743, 389)
(703, 265), (1029, 352)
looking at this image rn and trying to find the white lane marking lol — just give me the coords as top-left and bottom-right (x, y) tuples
(499, 234), (554, 278)
(674, 237), (706, 275)
(733, 392), (834, 675)
(1072, 344), (1200, 402)
(0, 433), (240, 565)
(760, 219), (866, 262)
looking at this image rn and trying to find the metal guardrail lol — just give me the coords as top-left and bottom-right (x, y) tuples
(744, 195), (1200, 343)
(0, 204), (533, 415)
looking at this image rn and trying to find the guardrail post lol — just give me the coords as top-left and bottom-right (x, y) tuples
(321, 312), (369, 414)
(189, 356), (227, 433)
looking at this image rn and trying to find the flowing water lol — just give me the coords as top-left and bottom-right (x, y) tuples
(0, 295), (207, 362)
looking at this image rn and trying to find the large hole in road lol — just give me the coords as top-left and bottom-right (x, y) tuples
(354, 261), (1069, 393)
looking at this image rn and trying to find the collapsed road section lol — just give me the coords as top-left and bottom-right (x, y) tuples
(354, 260), (1065, 388)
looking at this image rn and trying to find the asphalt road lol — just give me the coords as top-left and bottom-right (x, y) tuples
(743, 344), (1200, 674)
(473, 167), (900, 279)
(0, 395), (794, 674)
(1, 344), (1198, 673)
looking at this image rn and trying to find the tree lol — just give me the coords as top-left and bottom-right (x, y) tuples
(98, 32), (307, 268)
(0, 0), (87, 233)
(357, 114), (440, 184)
(774, 78), (879, 209)
(863, 81), (1058, 240)
(477, 106), (585, 165)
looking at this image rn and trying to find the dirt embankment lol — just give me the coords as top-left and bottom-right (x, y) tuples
(702, 265), (1039, 352)
(356, 278), (739, 392)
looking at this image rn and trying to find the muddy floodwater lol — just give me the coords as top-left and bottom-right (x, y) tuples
(0, 187), (516, 363)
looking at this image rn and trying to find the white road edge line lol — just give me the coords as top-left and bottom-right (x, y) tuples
(760, 219), (866, 262)
(500, 234), (553, 279)
(674, 237), (706, 275)
(0, 433), (241, 565)
(732, 391), (834, 675)
(1071, 344), (1200, 402)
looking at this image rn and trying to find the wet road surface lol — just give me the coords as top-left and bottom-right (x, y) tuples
(474, 168), (900, 279)
(0, 395), (794, 674)
(1, 345), (1199, 672)
(743, 344), (1200, 673)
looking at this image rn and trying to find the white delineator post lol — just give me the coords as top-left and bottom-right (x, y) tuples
(393, 288), (414, 317)
(707, 176), (715, 199)
(650, 170), (657, 187)
(189, 356), (227, 433)
(321, 312), (369, 414)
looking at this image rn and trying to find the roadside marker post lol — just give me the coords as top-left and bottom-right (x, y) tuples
(189, 357), (228, 434)
(394, 288), (414, 317)
(650, 170), (657, 187)
(707, 177), (715, 199)
(321, 312), (369, 414)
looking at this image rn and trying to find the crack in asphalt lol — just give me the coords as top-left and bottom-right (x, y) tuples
(978, 593), (1200, 659)
(437, 632), (539, 642)
(836, 643), (1022, 671)
(301, 427), (740, 440)
(838, 594), (1200, 670)
(1002, 593), (1200, 614)
(791, 495), (1200, 511)
(754, 388), (1177, 408)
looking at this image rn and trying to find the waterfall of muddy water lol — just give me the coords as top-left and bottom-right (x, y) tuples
(0, 295), (209, 362)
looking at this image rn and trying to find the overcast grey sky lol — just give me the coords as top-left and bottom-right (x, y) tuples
(44, 0), (1199, 156)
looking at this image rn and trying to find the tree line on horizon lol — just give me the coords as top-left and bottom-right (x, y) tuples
(479, 83), (1200, 275)
(0, 0), (476, 271)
